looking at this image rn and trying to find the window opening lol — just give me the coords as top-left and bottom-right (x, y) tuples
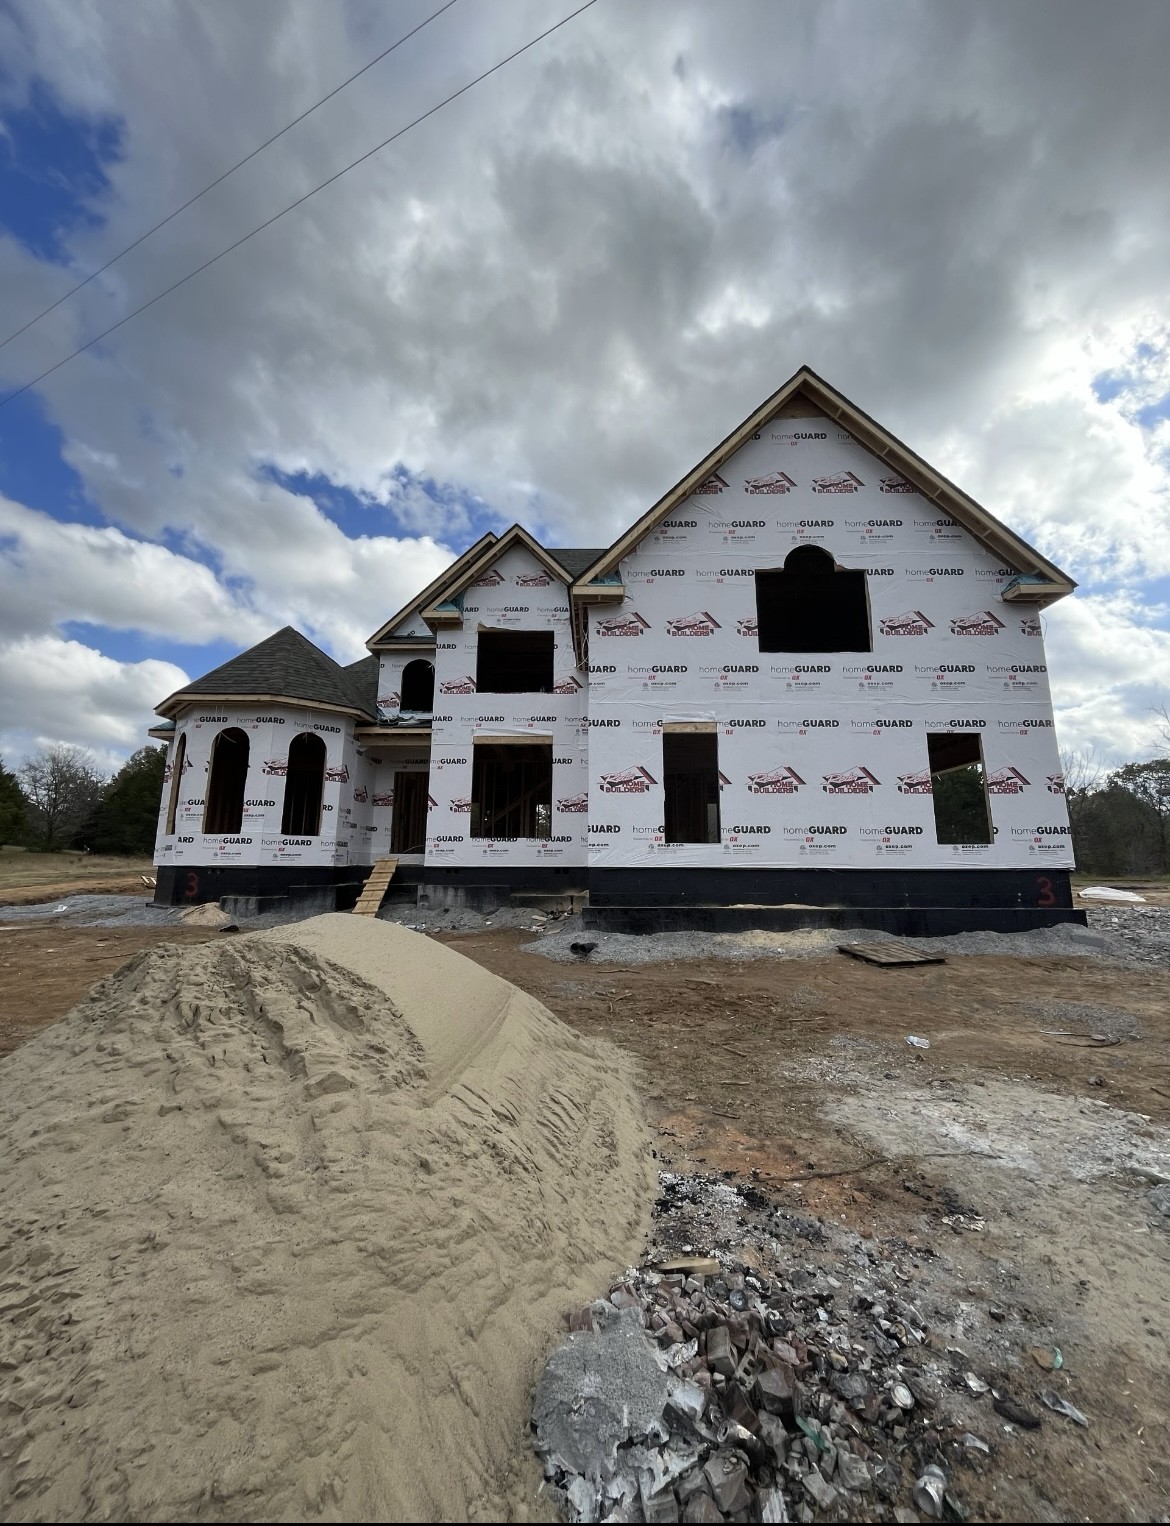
(391, 771), (428, 854)
(281, 732), (326, 836)
(755, 544), (871, 653)
(476, 630), (554, 693)
(164, 733), (186, 835)
(471, 744), (552, 838)
(400, 659), (435, 712)
(927, 732), (993, 844)
(203, 728), (249, 835)
(663, 732), (721, 845)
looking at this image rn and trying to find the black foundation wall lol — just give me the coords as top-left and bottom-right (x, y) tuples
(585, 867), (1084, 935)
(153, 863), (367, 909)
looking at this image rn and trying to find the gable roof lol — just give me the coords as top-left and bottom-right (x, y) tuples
(366, 532), (497, 650)
(157, 626), (375, 720)
(418, 524), (601, 624)
(572, 366), (1076, 605)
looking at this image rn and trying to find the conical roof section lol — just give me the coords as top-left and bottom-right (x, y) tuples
(158, 627), (375, 718)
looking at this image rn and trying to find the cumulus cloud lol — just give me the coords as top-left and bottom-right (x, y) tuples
(0, 0), (1167, 764)
(0, 634), (187, 760)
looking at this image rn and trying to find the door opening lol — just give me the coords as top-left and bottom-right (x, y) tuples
(391, 771), (428, 854)
(663, 731), (721, 844)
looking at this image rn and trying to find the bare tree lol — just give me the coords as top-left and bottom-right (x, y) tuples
(19, 746), (107, 850)
(1154, 703), (1170, 750)
(1059, 745), (1105, 797)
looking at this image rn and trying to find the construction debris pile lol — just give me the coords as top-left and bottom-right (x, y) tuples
(534, 1172), (1062, 1524)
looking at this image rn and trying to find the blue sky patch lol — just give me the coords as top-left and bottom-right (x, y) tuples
(258, 461), (506, 550)
(0, 77), (122, 264)
(0, 390), (105, 524)
(60, 620), (232, 680)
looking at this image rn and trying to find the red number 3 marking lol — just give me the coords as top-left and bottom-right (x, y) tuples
(1036, 876), (1055, 907)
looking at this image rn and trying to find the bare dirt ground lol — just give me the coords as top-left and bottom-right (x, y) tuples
(0, 848), (154, 906)
(3, 916), (1169, 1521)
(439, 930), (1170, 1524)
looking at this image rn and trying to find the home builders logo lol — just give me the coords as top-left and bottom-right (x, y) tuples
(667, 611), (721, 637)
(748, 766), (805, 795)
(324, 763), (350, 783)
(439, 675), (477, 694)
(553, 674), (584, 694)
(736, 616), (759, 637)
(951, 611), (1005, 637)
(472, 568), (505, 587)
(1047, 774), (1066, 794)
(556, 792), (589, 813)
(897, 770), (933, 795)
(599, 766), (657, 794)
(986, 766), (1030, 795)
(515, 570), (554, 588)
(744, 470), (796, 494)
(879, 610), (934, 636)
(449, 796), (473, 813)
(1020, 616), (1042, 637)
(693, 471), (728, 495)
(377, 691), (401, 712)
(812, 470), (864, 494)
(352, 785), (369, 804)
(371, 791), (394, 808)
(261, 757), (290, 776)
(879, 476), (919, 494)
(595, 612), (650, 637)
(823, 766), (880, 794)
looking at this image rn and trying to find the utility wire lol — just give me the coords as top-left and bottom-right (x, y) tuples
(0, 0), (461, 354)
(0, 0), (598, 411)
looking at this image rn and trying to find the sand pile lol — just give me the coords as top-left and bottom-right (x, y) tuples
(0, 915), (654, 1521)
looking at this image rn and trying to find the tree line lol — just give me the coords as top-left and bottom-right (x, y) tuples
(0, 745), (166, 856)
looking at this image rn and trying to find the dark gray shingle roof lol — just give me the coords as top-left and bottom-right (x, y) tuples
(163, 627), (375, 718)
(550, 547), (606, 579)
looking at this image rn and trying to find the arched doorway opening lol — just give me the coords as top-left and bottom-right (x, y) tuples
(165, 732), (187, 835)
(203, 728), (249, 834)
(281, 733), (326, 835)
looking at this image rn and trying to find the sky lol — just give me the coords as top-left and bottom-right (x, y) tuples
(1, 0), (1168, 777)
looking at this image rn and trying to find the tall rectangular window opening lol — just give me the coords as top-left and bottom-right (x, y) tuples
(663, 731), (721, 845)
(926, 732), (993, 844)
(755, 545), (871, 653)
(390, 771), (428, 854)
(476, 630), (555, 693)
(471, 743), (552, 838)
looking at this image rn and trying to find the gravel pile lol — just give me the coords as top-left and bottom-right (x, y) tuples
(526, 919), (1113, 967)
(534, 1172), (1063, 1525)
(1084, 905), (1170, 967)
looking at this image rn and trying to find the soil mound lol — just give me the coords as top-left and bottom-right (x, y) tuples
(0, 915), (653, 1521)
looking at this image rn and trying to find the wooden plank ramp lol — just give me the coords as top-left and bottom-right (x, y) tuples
(353, 857), (398, 916)
(837, 940), (945, 967)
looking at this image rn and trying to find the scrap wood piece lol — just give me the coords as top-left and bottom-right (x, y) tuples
(655, 1255), (722, 1277)
(837, 940), (946, 967)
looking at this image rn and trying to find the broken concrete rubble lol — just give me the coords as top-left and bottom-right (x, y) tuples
(533, 1170), (1081, 1523)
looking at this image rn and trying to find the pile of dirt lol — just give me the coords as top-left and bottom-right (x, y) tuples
(0, 915), (654, 1521)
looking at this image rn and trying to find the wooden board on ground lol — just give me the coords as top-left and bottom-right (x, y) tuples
(353, 857), (398, 917)
(837, 941), (946, 967)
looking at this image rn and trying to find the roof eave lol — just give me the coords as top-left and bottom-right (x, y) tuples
(156, 692), (369, 722)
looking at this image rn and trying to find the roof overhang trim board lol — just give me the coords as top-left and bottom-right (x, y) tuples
(156, 692), (366, 722)
(571, 366), (1076, 604)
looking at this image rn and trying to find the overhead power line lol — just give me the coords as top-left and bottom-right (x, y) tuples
(0, 0), (598, 412)
(0, 0), (462, 354)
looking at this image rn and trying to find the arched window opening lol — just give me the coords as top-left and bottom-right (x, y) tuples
(164, 732), (186, 835)
(281, 733), (327, 836)
(401, 659), (435, 712)
(754, 544), (871, 653)
(203, 728), (249, 835)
